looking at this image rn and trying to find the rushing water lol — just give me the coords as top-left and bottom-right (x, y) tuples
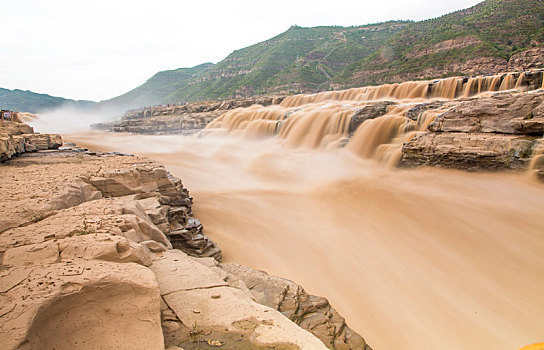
(61, 70), (544, 350)
(68, 132), (544, 350)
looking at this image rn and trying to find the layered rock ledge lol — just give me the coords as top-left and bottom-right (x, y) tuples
(94, 95), (285, 135)
(399, 89), (544, 177)
(1, 119), (62, 162)
(0, 143), (369, 349)
(97, 69), (544, 178)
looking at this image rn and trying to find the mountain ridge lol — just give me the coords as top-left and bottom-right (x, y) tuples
(101, 0), (544, 111)
(98, 21), (408, 111)
(6, 0), (544, 113)
(0, 88), (96, 114)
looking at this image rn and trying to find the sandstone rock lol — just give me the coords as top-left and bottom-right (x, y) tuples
(11, 135), (25, 154)
(406, 101), (446, 121)
(0, 134), (15, 162)
(0, 261), (163, 350)
(0, 120), (34, 135)
(100, 95), (286, 135)
(1, 153), (220, 261)
(24, 143), (37, 152)
(428, 90), (544, 135)
(396, 90), (544, 172)
(44, 178), (103, 211)
(0, 148), (368, 350)
(2, 234), (151, 267)
(48, 134), (63, 149)
(151, 250), (328, 350)
(141, 240), (168, 252)
(222, 263), (371, 350)
(33, 161), (218, 259)
(22, 133), (50, 150)
(401, 132), (535, 170)
(349, 101), (396, 134)
(85, 165), (222, 260)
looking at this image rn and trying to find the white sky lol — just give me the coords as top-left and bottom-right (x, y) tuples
(0, 0), (482, 101)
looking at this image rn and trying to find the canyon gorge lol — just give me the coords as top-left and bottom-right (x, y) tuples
(3, 0), (544, 349)
(65, 69), (544, 349)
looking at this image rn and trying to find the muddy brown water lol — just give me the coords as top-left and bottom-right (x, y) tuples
(66, 132), (544, 350)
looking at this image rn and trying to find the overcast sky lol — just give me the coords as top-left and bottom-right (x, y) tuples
(0, 0), (482, 101)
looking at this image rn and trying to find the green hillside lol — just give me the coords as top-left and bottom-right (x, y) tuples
(163, 23), (406, 102)
(98, 63), (214, 112)
(101, 22), (407, 109)
(0, 88), (96, 114)
(334, 0), (544, 85)
(102, 0), (544, 110)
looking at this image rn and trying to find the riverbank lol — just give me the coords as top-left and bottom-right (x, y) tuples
(0, 124), (369, 349)
(66, 131), (544, 350)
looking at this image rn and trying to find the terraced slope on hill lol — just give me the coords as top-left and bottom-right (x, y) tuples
(163, 22), (407, 102)
(334, 0), (544, 86)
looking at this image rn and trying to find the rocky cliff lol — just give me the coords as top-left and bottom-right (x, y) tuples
(399, 89), (544, 177)
(0, 119), (62, 162)
(0, 138), (369, 349)
(95, 95), (285, 135)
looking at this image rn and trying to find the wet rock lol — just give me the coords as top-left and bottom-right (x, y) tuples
(399, 90), (544, 173)
(100, 95), (285, 135)
(428, 90), (544, 135)
(406, 101), (446, 121)
(349, 101), (396, 134)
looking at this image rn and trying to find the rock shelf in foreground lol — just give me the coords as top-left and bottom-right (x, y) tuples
(0, 143), (369, 350)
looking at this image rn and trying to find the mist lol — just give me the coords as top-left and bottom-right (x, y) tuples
(27, 104), (119, 134)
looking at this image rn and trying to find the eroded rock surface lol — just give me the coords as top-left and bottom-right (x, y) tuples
(95, 95), (285, 135)
(222, 263), (371, 350)
(1, 150), (368, 349)
(508, 47), (544, 72)
(400, 90), (544, 174)
(154, 251), (328, 350)
(0, 120), (61, 162)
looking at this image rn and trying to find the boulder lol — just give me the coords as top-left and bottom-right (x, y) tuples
(48, 134), (63, 149)
(22, 133), (50, 150)
(349, 101), (396, 134)
(0, 134), (15, 161)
